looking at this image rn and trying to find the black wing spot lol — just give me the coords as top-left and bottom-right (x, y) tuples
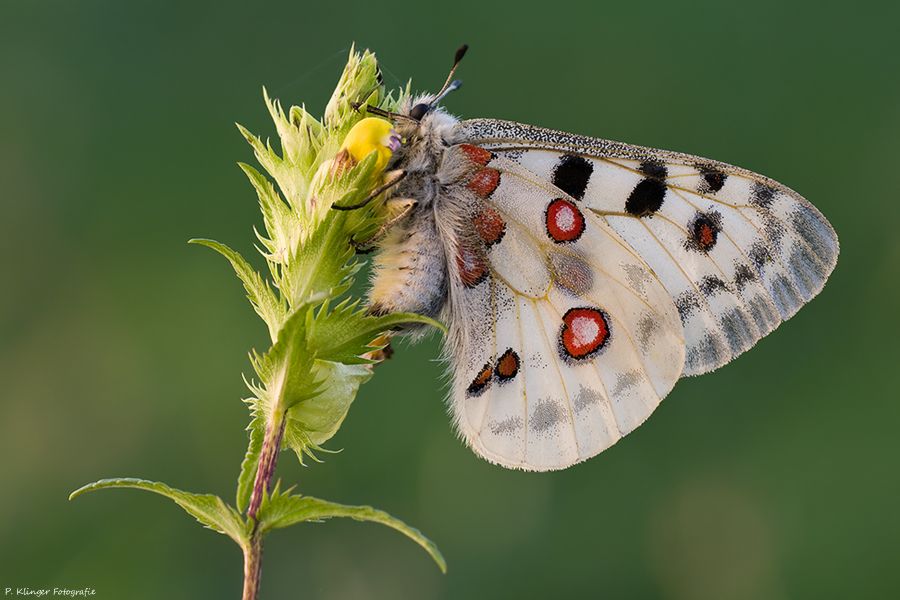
(685, 210), (723, 253)
(675, 291), (702, 322)
(699, 166), (728, 193)
(733, 263), (758, 290)
(625, 178), (667, 217)
(749, 241), (773, 270)
(639, 160), (668, 180)
(750, 181), (777, 209)
(699, 275), (730, 296)
(552, 154), (593, 200)
(762, 213), (786, 246)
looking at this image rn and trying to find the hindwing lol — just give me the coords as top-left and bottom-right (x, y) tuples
(441, 147), (685, 470)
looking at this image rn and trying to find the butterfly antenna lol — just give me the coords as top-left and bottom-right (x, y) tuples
(432, 79), (462, 105)
(351, 101), (418, 123)
(434, 44), (468, 100)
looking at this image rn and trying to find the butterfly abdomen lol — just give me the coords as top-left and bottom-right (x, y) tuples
(368, 208), (449, 324)
(364, 111), (474, 332)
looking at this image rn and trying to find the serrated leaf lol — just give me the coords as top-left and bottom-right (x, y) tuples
(324, 150), (380, 210)
(236, 416), (265, 513)
(311, 302), (445, 364)
(69, 478), (249, 546)
(256, 492), (445, 573)
(324, 46), (382, 130)
(281, 216), (358, 307)
(250, 305), (327, 421)
(264, 87), (308, 167)
(285, 361), (371, 453)
(238, 162), (299, 266)
(236, 119), (313, 221)
(189, 239), (284, 341)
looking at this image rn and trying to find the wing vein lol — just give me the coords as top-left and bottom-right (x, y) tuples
(514, 292), (529, 465)
(529, 298), (582, 459)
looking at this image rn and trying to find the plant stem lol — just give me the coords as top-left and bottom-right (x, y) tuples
(243, 413), (287, 600)
(248, 415), (286, 520)
(242, 535), (263, 600)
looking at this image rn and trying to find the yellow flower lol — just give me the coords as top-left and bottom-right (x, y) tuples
(340, 117), (399, 172)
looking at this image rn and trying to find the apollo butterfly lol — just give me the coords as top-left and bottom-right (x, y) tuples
(360, 46), (838, 470)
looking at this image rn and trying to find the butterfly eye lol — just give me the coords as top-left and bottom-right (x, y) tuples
(409, 103), (430, 121)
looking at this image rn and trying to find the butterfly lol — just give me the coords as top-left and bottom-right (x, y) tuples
(354, 46), (838, 471)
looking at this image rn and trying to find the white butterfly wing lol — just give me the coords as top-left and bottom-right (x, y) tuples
(440, 147), (684, 471)
(457, 119), (839, 376)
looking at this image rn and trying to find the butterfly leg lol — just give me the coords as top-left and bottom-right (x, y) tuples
(361, 333), (395, 364)
(351, 197), (418, 254)
(332, 169), (407, 211)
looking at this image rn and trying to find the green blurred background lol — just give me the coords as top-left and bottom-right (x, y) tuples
(2, 1), (899, 598)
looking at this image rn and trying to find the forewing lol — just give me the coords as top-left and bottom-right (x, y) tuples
(441, 147), (684, 471)
(456, 119), (839, 375)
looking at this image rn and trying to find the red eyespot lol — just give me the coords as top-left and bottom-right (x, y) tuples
(467, 362), (494, 396)
(456, 243), (488, 287)
(468, 168), (501, 198)
(697, 222), (716, 249)
(686, 211), (722, 253)
(560, 307), (610, 360)
(495, 348), (520, 381)
(459, 143), (493, 166)
(545, 198), (585, 243)
(474, 206), (506, 246)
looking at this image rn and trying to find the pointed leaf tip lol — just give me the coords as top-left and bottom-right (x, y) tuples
(69, 478), (249, 546)
(256, 493), (446, 573)
(189, 238), (283, 339)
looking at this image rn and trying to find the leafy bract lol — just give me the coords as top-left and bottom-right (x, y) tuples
(245, 301), (443, 461)
(70, 478), (249, 546)
(188, 239), (285, 341)
(284, 360), (371, 457)
(236, 416), (265, 514)
(257, 488), (446, 573)
(309, 298), (446, 365)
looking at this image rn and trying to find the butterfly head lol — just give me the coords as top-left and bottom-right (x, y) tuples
(355, 45), (467, 144)
(341, 45), (468, 198)
(407, 80), (463, 122)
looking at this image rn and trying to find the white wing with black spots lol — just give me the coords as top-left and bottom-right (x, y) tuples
(456, 119), (839, 376)
(440, 148), (684, 470)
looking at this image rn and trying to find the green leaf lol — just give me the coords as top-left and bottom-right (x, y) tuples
(237, 162), (299, 266)
(259, 306), (319, 411)
(324, 46), (382, 131)
(280, 215), (358, 307)
(286, 361), (371, 453)
(69, 478), (249, 546)
(189, 239), (284, 341)
(236, 416), (265, 513)
(264, 87), (320, 168)
(257, 491), (445, 573)
(310, 299), (445, 364)
(236, 120), (315, 222)
(324, 150), (381, 210)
